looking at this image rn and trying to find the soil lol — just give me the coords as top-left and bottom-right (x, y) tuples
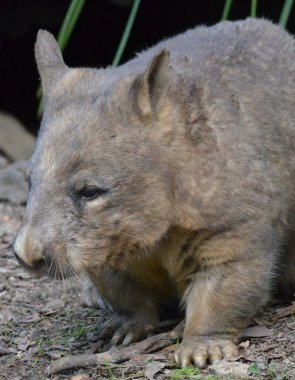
(0, 158), (294, 380)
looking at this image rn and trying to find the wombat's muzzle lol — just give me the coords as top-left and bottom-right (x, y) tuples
(13, 230), (46, 272)
(13, 232), (71, 279)
(13, 249), (45, 272)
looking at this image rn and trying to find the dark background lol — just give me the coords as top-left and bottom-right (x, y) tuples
(0, 0), (294, 134)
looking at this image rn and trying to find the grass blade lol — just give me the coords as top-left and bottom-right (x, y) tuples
(221, 0), (233, 20)
(279, 0), (294, 27)
(57, 0), (86, 52)
(251, 0), (258, 17)
(112, 0), (142, 67)
(37, 0), (86, 115)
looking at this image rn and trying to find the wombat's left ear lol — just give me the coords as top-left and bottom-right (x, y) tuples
(135, 48), (172, 117)
(35, 30), (67, 95)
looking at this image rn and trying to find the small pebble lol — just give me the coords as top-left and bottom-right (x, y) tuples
(0, 346), (8, 355)
(19, 330), (27, 338)
(8, 347), (18, 354)
(18, 343), (29, 351)
(49, 351), (62, 360)
(70, 374), (90, 380)
(28, 346), (39, 355)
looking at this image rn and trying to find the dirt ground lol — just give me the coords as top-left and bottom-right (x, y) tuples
(0, 160), (295, 380)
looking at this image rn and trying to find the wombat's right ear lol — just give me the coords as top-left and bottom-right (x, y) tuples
(35, 30), (67, 94)
(133, 49), (172, 118)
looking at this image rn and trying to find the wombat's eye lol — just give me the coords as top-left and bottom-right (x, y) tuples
(78, 187), (108, 202)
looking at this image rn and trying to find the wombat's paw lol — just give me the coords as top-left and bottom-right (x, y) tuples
(174, 336), (238, 368)
(98, 315), (155, 346)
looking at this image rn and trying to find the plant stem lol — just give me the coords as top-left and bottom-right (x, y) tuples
(279, 0), (294, 28)
(221, 0), (233, 20)
(112, 0), (141, 67)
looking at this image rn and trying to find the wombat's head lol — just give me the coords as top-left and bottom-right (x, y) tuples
(14, 31), (186, 278)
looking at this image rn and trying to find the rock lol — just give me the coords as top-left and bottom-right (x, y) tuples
(0, 112), (35, 162)
(209, 361), (251, 379)
(0, 161), (28, 205)
(0, 156), (8, 169)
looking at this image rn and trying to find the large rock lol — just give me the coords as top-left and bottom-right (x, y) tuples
(0, 112), (35, 162)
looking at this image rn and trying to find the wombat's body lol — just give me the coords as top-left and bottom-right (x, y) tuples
(14, 19), (295, 367)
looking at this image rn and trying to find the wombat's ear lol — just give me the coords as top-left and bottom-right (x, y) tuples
(135, 48), (172, 117)
(35, 30), (67, 94)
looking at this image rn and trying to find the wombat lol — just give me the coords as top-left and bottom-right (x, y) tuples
(14, 18), (295, 368)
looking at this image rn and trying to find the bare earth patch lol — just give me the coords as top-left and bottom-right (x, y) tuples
(0, 169), (295, 379)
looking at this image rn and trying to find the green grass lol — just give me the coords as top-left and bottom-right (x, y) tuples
(73, 325), (87, 338)
(31, 357), (39, 368)
(112, 0), (141, 67)
(169, 367), (220, 380)
(169, 366), (200, 380)
(221, 0), (233, 20)
(266, 364), (291, 380)
(248, 363), (261, 376)
(57, 0), (85, 52)
(279, 0), (294, 27)
(251, 0), (258, 17)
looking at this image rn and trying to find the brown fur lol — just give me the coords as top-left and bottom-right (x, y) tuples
(14, 18), (295, 367)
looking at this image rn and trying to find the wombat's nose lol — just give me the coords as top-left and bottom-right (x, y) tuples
(13, 231), (44, 270)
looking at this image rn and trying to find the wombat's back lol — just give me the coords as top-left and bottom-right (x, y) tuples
(126, 18), (295, 164)
(128, 18), (295, 79)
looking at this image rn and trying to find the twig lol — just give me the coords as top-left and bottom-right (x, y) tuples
(49, 321), (183, 375)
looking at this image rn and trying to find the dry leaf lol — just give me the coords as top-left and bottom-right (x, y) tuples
(144, 361), (166, 380)
(239, 340), (250, 349)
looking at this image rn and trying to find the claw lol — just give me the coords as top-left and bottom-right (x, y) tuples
(110, 333), (123, 346)
(122, 332), (135, 346)
(174, 335), (238, 368)
(193, 355), (206, 368)
(97, 314), (155, 347)
(208, 346), (222, 364)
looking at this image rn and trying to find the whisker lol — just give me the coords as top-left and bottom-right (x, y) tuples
(59, 259), (64, 283)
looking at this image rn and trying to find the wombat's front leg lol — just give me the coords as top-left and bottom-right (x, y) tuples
(80, 272), (112, 312)
(175, 226), (276, 368)
(91, 267), (160, 346)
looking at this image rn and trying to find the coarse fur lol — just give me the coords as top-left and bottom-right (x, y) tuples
(14, 18), (295, 367)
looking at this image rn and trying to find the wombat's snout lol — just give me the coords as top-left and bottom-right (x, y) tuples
(13, 230), (45, 271)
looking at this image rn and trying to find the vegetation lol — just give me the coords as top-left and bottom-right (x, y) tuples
(47, 0), (295, 78)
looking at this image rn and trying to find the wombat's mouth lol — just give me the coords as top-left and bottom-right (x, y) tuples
(14, 251), (43, 273)
(14, 250), (73, 280)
